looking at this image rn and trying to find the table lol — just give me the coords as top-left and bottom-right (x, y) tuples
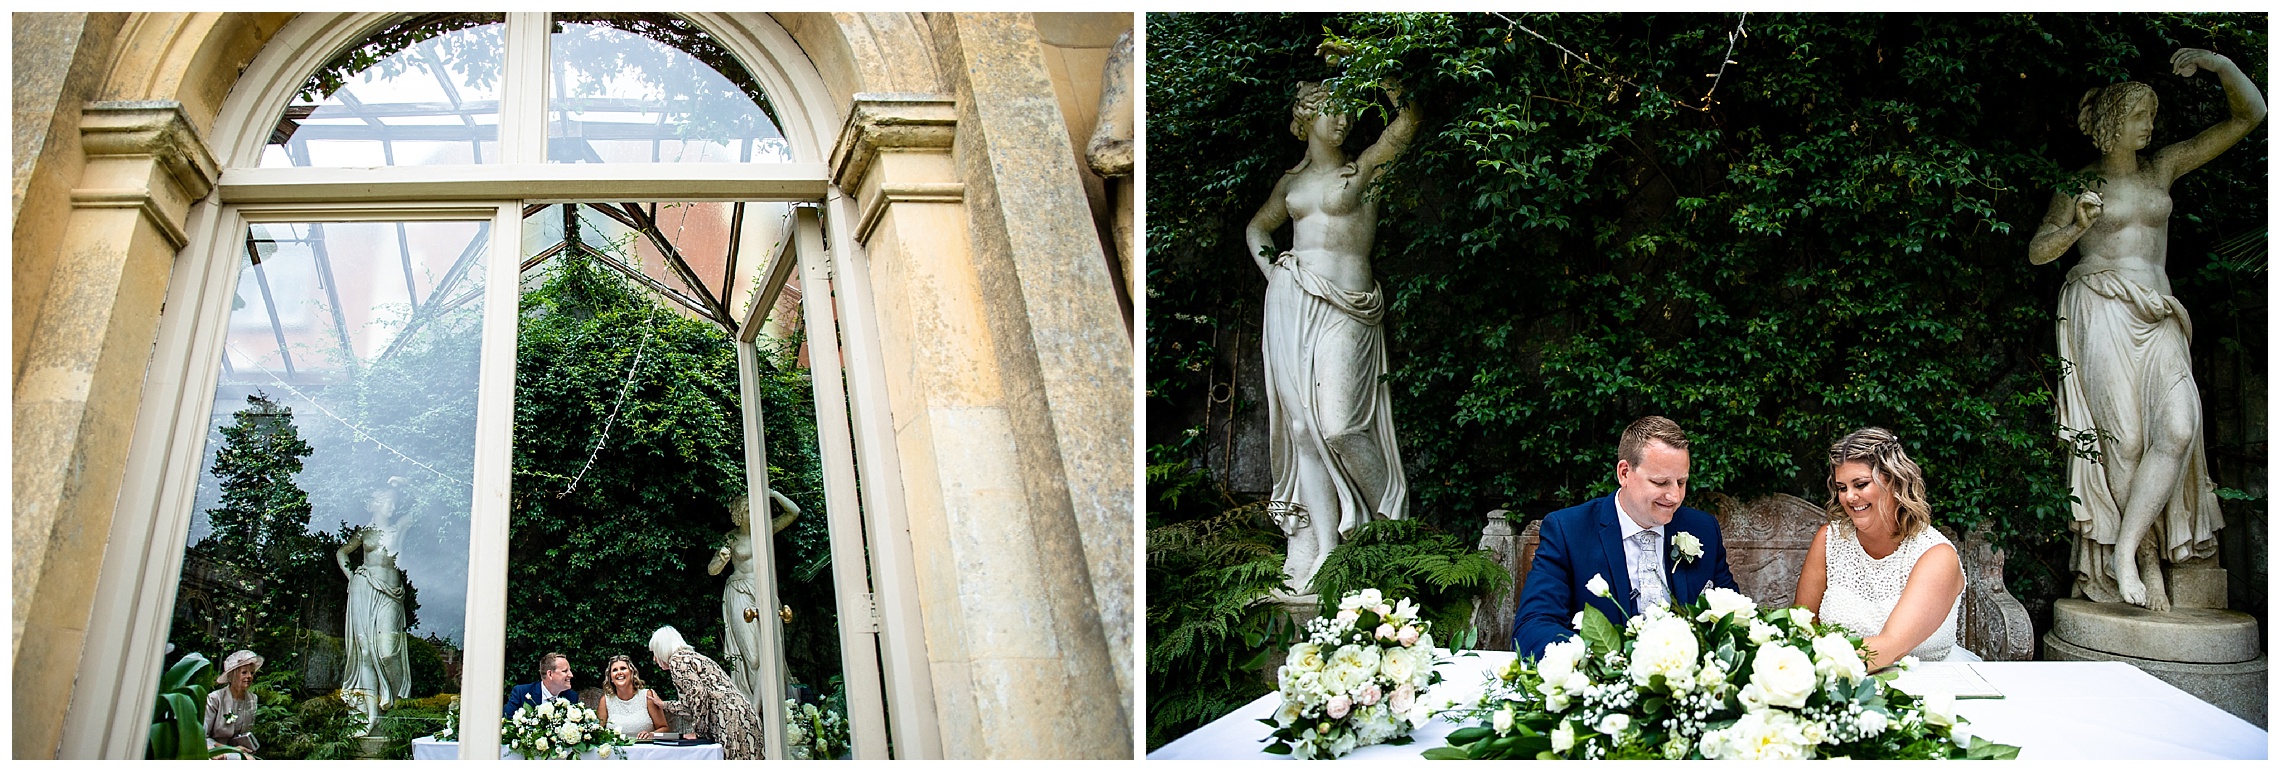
(1148, 651), (2268, 760)
(412, 736), (724, 760)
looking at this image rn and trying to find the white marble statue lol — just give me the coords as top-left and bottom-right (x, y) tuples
(1245, 61), (1421, 593)
(337, 477), (416, 731)
(707, 489), (801, 703)
(2028, 48), (2265, 611)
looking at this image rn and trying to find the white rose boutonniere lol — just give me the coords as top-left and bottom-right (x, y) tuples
(1671, 531), (1703, 564)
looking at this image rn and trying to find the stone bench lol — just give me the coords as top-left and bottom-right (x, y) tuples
(1471, 493), (2034, 661)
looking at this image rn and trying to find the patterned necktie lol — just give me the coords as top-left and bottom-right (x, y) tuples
(1633, 530), (1668, 610)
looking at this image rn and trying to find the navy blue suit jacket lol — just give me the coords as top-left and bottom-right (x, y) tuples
(503, 682), (577, 718)
(1510, 495), (1737, 660)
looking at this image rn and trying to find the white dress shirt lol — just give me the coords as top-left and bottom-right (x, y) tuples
(1613, 498), (1668, 607)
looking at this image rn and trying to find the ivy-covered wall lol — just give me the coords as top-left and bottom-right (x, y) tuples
(1147, 11), (2266, 745)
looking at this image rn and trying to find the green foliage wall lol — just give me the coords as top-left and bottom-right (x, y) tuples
(1149, 11), (2265, 614)
(507, 248), (838, 698)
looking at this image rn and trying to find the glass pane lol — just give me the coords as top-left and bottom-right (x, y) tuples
(264, 14), (506, 168)
(548, 14), (790, 164)
(160, 219), (491, 759)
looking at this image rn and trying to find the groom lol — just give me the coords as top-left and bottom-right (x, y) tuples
(503, 652), (578, 718)
(1511, 416), (1738, 660)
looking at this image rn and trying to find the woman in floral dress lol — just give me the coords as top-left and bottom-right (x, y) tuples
(647, 625), (764, 760)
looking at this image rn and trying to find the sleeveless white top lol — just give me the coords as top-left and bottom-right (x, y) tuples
(603, 688), (658, 737)
(1820, 523), (1966, 662)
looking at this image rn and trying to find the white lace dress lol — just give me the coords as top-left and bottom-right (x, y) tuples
(1820, 522), (1975, 662)
(603, 688), (659, 738)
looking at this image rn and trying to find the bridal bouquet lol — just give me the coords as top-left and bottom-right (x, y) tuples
(1261, 589), (1447, 760)
(503, 698), (629, 760)
(1426, 579), (2019, 760)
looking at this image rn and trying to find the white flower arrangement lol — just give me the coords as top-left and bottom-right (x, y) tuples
(782, 698), (850, 760)
(502, 697), (630, 760)
(1261, 589), (1448, 760)
(1426, 576), (2019, 760)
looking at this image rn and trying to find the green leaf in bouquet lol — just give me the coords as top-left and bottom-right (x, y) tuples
(1385, 735), (1416, 746)
(1257, 717), (1278, 727)
(1964, 736), (2022, 760)
(1263, 740), (1292, 755)
(1642, 696), (1667, 715)
(1580, 606), (1622, 654)
(1445, 726), (1495, 745)
(1421, 746), (1475, 760)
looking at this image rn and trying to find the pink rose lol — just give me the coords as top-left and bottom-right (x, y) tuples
(1357, 682), (1383, 706)
(1376, 623), (1399, 641)
(1397, 625), (1421, 647)
(1326, 694), (1353, 719)
(1375, 603), (1394, 616)
(1388, 684), (1416, 714)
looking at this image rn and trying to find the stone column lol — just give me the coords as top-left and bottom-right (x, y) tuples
(829, 80), (1127, 755)
(13, 101), (217, 758)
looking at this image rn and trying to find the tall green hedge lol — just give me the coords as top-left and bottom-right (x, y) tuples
(1149, 10), (2264, 603)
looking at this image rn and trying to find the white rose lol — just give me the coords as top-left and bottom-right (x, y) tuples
(1538, 636), (1587, 687)
(1375, 603), (1394, 617)
(1921, 692), (1957, 727)
(1899, 655), (1922, 671)
(1595, 712), (1631, 736)
(1288, 642), (1326, 672)
(1737, 683), (1768, 711)
(1748, 643), (1817, 708)
(1810, 633), (1867, 684)
(1629, 616), (1701, 684)
(1492, 707), (1515, 735)
(1748, 619), (1780, 645)
(1273, 699), (1304, 727)
(1856, 708), (1889, 736)
(536, 737), (550, 752)
(1695, 587), (1756, 622)
(1336, 609), (1360, 625)
(1788, 607), (1816, 628)
(1379, 648), (1417, 684)
(1550, 720), (1575, 753)
(1586, 574), (1611, 598)
(1562, 672), (1590, 693)
(557, 724), (582, 744)
(1671, 530), (1704, 561)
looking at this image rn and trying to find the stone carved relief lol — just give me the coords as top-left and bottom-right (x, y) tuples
(1708, 493), (1824, 612)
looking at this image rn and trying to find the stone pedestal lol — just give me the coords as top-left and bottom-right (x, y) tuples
(2043, 598), (2266, 728)
(354, 734), (390, 759)
(1259, 592), (1321, 684)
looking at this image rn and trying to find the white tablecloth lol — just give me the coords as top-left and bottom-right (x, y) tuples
(412, 736), (724, 760)
(1148, 651), (2268, 760)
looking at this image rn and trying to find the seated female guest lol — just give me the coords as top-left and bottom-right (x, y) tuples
(648, 626), (764, 760)
(205, 650), (264, 759)
(599, 654), (671, 739)
(1795, 428), (1974, 666)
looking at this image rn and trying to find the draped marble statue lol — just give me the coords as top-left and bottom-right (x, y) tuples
(708, 490), (802, 703)
(2028, 48), (2266, 611)
(337, 477), (416, 731)
(1245, 58), (1421, 593)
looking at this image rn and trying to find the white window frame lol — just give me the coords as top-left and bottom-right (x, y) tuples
(70, 11), (924, 760)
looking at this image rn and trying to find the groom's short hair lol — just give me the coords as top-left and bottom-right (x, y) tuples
(1618, 416), (1689, 467)
(538, 652), (568, 676)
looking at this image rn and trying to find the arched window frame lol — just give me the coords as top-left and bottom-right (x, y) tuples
(74, 12), (936, 760)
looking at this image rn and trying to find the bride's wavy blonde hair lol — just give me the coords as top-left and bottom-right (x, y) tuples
(1823, 427), (1933, 541)
(606, 654), (648, 692)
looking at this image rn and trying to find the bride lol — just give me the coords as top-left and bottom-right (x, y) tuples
(1794, 428), (1972, 666)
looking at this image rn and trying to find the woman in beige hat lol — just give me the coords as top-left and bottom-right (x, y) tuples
(205, 649), (265, 758)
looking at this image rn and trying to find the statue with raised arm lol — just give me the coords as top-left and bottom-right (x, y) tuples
(708, 490), (801, 703)
(338, 477), (416, 732)
(2028, 48), (2265, 611)
(1247, 55), (1421, 594)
